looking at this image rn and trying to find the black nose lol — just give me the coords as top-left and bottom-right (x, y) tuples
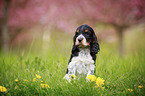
(78, 38), (83, 42)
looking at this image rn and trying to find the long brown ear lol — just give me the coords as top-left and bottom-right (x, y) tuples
(90, 33), (100, 55)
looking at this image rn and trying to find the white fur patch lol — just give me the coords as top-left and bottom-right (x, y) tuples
(67, 48), (95, 76)
(63, 74), (71, 82)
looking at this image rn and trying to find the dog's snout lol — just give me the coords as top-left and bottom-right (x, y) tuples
(78, 38), (83, 42)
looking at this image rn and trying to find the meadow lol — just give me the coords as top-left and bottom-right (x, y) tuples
(0, 35), (145, 96)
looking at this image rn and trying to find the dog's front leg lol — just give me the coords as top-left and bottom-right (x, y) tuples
(86, 64), (95, 80)
(63, 66), (76, 82)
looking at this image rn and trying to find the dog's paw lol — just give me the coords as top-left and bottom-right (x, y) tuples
(63, 74), (71, 82)
(63, 74), (76, 82)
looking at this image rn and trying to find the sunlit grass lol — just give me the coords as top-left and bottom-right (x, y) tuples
(0, 42), (145, 95)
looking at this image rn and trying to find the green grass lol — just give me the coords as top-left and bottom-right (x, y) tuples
(0, 42), (145, 96)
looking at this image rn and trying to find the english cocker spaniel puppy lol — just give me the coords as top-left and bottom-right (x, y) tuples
(63, 24), (100, 82)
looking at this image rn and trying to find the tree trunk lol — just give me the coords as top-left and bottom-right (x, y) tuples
(1, 0), (10, 52)
(117, 27), (124, 56)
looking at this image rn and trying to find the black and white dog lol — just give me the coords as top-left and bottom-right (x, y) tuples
(63, 24), (100, 82)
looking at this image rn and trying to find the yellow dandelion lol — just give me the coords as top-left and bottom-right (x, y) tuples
(41, 84), (50, 88)
(0, 86), (7, 92)
(15, 79), (18, 82)
(44, 84), (48, 87)
(36, 74), (41, 79)
(44, 84), (50, 88)
(71, 74), (75, 79)
(41, 80), (43, 83)
(33, 78), (36, 81)
(96, 77), (105, 87)
(41, 84), (45, 88)
(86, 75), (96, 82)
(138, 85), (143, 89)
(128, 89), (133, 92)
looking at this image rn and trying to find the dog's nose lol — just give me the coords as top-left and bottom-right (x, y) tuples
(78, 38), (83, 42)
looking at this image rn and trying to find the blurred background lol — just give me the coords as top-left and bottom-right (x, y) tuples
(0, 0), (145, 56)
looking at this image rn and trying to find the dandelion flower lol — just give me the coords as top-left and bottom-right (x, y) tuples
(71, 74), (75, 79)
(138, 85), (143, 89)
(96, 77), (105, 87)
(41, 84), (45, 88)
(41, 80), (43, 83)
(41, 84), (50, 88)
(86, 75), (96, 82)
(15, 79), (18, 82)
(36, 74), (41, 79)
(0, 86), (7, 92)
(128, 89), (133, 92)
(33, 78), (36, 81)
(44, 84), (50, 88)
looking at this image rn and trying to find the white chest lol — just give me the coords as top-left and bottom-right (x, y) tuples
(67, 48), (95, 75)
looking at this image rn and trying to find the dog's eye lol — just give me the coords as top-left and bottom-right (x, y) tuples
(76, 29), (79, 33)
(85, 30), (89, 35)
(85, 30), (88, 32)
(75, 29), (79, 35)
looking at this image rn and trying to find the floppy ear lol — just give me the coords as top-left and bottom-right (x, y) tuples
(68, 42), (79, 63)
(67, 40), (78, 74)
(90, 33), (100, 55)
(72, 36), (79, 56)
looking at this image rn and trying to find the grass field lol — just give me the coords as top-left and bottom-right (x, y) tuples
(0, 41), (145, 96)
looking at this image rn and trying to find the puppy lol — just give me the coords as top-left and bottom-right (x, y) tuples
(63, 24), (100, 82)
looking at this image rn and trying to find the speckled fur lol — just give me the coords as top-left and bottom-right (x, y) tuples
(67, 48), (95, 76)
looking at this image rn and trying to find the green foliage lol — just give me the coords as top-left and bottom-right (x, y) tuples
(0, 43), (145, 96)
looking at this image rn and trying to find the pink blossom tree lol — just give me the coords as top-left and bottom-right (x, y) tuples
(0, 0), (145, 54)
(0, 0), (51, 52)
(0, 0), (78, 52)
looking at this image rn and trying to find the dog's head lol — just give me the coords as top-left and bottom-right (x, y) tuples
(73, 24), (100, 54)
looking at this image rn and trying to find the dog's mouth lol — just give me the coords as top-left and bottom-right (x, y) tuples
(76, 43), (90, 48)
